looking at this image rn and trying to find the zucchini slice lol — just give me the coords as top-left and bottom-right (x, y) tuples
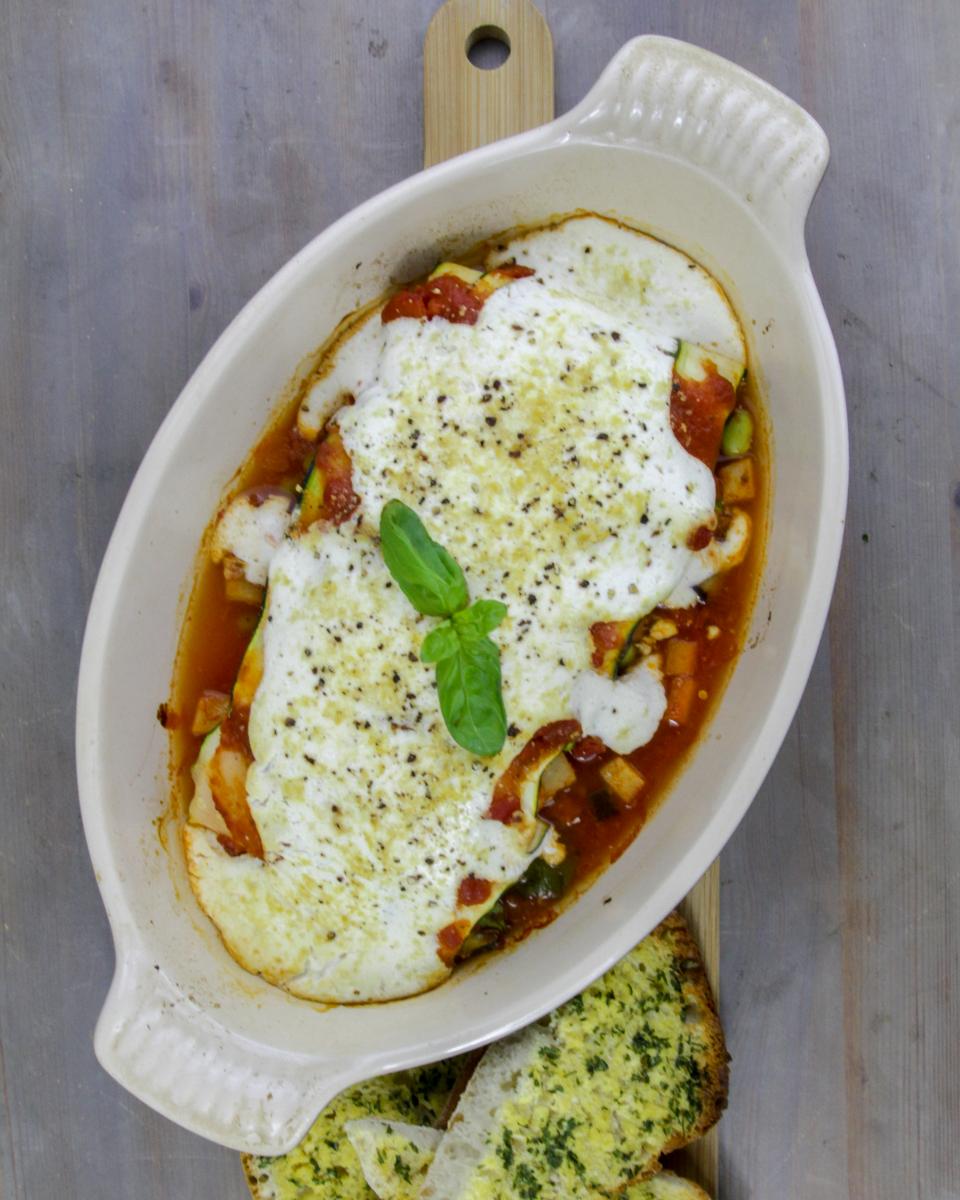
(298, 460), (325, 529)
(232, 616), (265, 711)
(188, 728), (230, 837)
(674, 340), (745, 390)
(591, 616), (648, 679)
(427, 261), (483, 285)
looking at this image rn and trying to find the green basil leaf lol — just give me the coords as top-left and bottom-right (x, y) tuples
(434, 635), (507, 757)
(379, 500), (469, 616)
(420, 619), (459, 664)
(452, 598), (508, 640)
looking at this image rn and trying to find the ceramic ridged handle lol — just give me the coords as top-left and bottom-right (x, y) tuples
(423, 0), (554, 166)
(568, 36), (829, 246)
(94, 941), (345, 1155)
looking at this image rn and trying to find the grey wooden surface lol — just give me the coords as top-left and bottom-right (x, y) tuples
(1, 1), (957, 1197)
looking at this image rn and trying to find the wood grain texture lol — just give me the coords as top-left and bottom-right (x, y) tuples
(423, 0), (553, 166)
(1, 1), (958, 1198)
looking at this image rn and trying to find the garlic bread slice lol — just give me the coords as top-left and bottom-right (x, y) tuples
(345, 1112), (711, 1200)
(242, 1059), (461, 1200)
(420, 911), (728, 1198)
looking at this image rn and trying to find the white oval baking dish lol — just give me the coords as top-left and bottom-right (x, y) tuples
(76, 35), (846, 1154)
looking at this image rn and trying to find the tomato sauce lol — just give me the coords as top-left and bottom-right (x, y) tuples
(382, 274), (485, 326)
(670, 368), (736, 468)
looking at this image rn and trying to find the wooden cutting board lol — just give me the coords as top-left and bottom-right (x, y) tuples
(423, 3), (721, 1193)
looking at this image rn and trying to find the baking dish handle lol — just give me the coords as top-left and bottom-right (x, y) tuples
(560, 36), (829, 248)
(94, 939), (346, 1155)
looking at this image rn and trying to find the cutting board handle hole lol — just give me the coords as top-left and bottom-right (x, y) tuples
(465, 25), (511, 70)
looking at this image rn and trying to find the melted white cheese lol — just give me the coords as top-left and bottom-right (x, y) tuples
(337, 281), (715, 680)
(571, 657), (667, 755)
(664, 509), (752, 608)
(188, 220), (749, 1004)
(211, 491), (293, 585)
(488, 215), (744, 362)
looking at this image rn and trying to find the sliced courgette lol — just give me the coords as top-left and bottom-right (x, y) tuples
(298, 460), (325, 529)
(427, 261), (483, 285)
(674, 340), (745, 391)
(232, 616), (265, 711)
(721, 407), (754, 457)
(591, 617), (648, 679)
(512, 855), (575, 903)
(188, 727), (229, 836)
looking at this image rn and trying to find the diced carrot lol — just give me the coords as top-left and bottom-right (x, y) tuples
(599, 756), (645, 807)
(717, 457), (755, 503)
(665, 676), (698, 726)
(665, 639), (699, 677)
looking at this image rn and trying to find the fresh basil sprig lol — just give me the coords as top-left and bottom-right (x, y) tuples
(379, 500), (508, 756)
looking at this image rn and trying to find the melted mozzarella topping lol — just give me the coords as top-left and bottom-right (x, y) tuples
(488, 215), (744, 362)
(299, 309), (382, 441)
(211, 492), (293, 585)
(337, 280), (715, 743)
(188, 222), (745, 1004)
(571, 657), (667, 755)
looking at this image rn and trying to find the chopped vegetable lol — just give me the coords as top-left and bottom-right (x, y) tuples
(718, 457), (755, 503)
(589, 617), (639, 677)
(664, 639), (698, 677)
(675, 341), (745, 390)
(665, 676), (698, 726)
(456, 899), (507, 958)
(191, 690), (230, 736)
(568, 735), (607, 763)
(721, 407), (754, 456)
(671, 346), (740, 467)
(539, 752), (576, 800)
(598, 756), (645, 806)
(298, 462), (325, 528)
(224, 577), (265, 607)
(590, 789), (620, 821)
(514, 856), (573, 902)
(428, 262), (483, 285)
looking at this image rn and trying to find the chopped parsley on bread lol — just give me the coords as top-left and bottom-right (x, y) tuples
(243, 1061), (461, 1200)
(420, 911), (727, 1197)
(244, 912), (727, 1200)
(346, 1120), (443, 1199)
(347, 1122), (711, 1200)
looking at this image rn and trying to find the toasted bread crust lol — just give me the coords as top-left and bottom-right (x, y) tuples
(651, 911), (729, 1156)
